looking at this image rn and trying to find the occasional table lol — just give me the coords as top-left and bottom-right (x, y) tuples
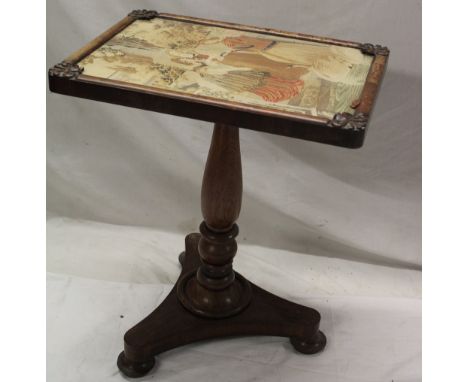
(49, 10), (388, 379)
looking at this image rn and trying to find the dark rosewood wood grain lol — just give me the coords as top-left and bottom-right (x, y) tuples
(201, 124), (242, 231)
(48, 11), (389, 148)
(117, 233), (326, 378)
(177, 124), (251, 318)
(49, 73), (366, 148)
(45, 10), (393, 379)
(116, 123), (326, 378)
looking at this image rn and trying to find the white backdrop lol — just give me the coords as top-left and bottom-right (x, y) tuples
(47, 1), (421, 381)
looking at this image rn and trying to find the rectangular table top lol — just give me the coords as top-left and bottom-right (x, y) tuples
(49, 10), (389, 148)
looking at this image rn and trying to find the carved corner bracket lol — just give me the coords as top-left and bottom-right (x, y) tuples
(327, 112), (368, 131)
(128, 9), (159, 20)
(360, 43), (390, 56)
(48, 61), (83, 80)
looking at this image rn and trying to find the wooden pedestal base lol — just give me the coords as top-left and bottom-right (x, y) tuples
(117, 233), (326, 378)
(117, 123), (325, 378)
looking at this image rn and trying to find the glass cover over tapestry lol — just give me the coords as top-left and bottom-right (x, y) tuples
(79, 18), (372, 119)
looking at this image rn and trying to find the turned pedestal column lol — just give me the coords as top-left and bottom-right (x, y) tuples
(116, 123), (326, 378)
(177, 123), (251, 318)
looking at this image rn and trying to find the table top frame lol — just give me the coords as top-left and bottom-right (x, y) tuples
(48, 10), (389, 148)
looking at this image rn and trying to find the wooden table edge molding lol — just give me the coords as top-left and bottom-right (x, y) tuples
(49, 9), (389, 149)
(48, 9), (389, 379)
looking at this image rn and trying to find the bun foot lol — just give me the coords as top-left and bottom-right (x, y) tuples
(117, 351), (155, 378)
(290, 330), (327, 354)
(119, 234), (326, 377)
(178, 252), (185, 266)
